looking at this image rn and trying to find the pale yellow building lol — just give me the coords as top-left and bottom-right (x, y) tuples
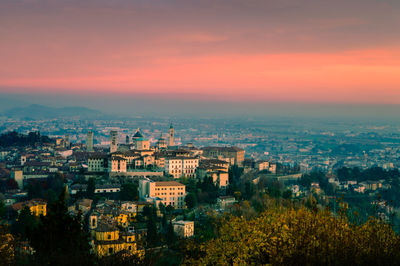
(109, 156), (127, 173)
(12, 199), (47, 216)
(92, 223), (137, 257)
(172, 221), (194, 238)
(210, 171), (229, 188)
(139, 180), (186, 209)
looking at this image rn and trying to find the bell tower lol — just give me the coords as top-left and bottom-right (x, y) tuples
(168, 124), (174, 147)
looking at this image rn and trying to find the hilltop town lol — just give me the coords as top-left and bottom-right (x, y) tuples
(1, 122), (400, 263)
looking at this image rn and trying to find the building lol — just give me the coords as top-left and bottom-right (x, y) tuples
(256, 161), (277, 174)
(88, 154), (108, 172)
(196, 159), (229, 187)
(172, 221), (194, 238)
(139, 180), (186, 209)
(132, 129), (150, 150)
(202, 146), (245, 166)
(109, 156), (127, 173)
(156, 135), (167, 151)
(87, 131), (94, 152)
(217, 196), (236, 209)
(210, 171), (229, 188)
(12, 199), (47, 216)
(94, 184), (121, 194)
(11, 168), (23, 189)
(89, 216), (138, 257)
(164, 157), (199, 178)
(110, 131), (118, 153)
(168, 124), (174, 147)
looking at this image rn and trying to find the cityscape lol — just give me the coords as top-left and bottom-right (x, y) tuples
(1, 0), (400, 265)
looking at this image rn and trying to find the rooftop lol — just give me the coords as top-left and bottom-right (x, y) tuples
(154, 181), (184, 187)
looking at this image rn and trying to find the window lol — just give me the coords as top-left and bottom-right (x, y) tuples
(109, 248), (113, 254)
(108, 234), (112, 240)
(128, 245), (132, 250)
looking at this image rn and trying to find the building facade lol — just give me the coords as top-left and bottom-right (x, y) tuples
(202, 146), (245, 166)
(87, 131), (94, 152)
(139, 180), (186, 209)
(110, 131), (118, 153)
(165, 157), (199, 178)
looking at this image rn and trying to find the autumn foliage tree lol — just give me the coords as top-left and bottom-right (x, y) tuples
(183, 206), (400, 265)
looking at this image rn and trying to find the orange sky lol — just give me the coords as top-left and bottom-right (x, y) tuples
(1, 0), (400, 103)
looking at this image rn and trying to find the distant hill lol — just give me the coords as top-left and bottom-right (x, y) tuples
(4, 104), (103, 119)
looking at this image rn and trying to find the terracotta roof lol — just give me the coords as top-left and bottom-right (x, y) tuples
(154, 181), (184, 187)
(12, 199), (46, 211)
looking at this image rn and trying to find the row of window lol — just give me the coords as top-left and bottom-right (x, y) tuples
(156, 187), (184, 191)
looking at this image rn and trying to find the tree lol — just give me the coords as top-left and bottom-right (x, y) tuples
(86, 177), (95, 199)
(119, 183), (138, 201)
(6, 178), (18, 190)
(0, 200), (6, 219)
(28, 188), (93, 266)
(27, 181), (44, 199)
(165, 222), (177, 246)
(145, 207), (159, 248)
(11, 207), (38, 240)
(243, 181), (255, 200)
(282, 190), (292, 199)
(184, 206), (400, 265)
(159, 202), (166, 215)
(0, 225), (14, 266)
(166, 205), (175, 214)
(185, 193), (197, 209)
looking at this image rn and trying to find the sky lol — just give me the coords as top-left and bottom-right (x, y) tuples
(1, 0), (400, 103)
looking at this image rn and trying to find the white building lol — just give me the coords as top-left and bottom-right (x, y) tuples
(165, 157), (199, 178)
(88, 155), (107, 172)
(94, 184), (121, 194)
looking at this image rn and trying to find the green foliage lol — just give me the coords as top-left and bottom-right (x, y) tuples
(0, 200), (6, 219)
(0, 131), (53, 148)
(11, 207), (38, 240)
(144, 206), (159, 247)
(86, 177), (96, 199)
(27, 181), (44, 199)
(165, 222), (177, 246)
(119, 183), (138, 201)
(228, 165), (243, 186)
(27, 188), (93, 266)
(166, 205), (175, 214)
(243, 181), (255, 200)
(197, 177), (218, 204)
(282, 189), (292, 199)
(184, 193), (197, 209)
(337, 166), (400, 182)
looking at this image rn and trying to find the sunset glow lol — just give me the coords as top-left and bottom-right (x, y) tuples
(1, 0), (400, 103)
